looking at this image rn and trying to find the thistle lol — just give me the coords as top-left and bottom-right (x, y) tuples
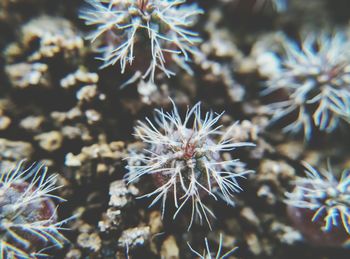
(126, 100), (254, 229)
(187, 234), (237, 259)
(80, 0), (203, 82)
(285, 162), (350, 246)
(0, 161), (70, 258)
(264, 32), (350, 140)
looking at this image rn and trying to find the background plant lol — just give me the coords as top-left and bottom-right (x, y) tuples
(263, 32), (350, 140)
(0, 161), (70, 258)
(285, 162), (350, 242)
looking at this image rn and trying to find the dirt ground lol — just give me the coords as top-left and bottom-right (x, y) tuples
(1, 0), (350, 258)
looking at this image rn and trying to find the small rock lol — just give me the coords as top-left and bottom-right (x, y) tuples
(19, 116), (44, 132)
(77, 232), (101, 252)
(160, 236), (179, 259)
(35, 131), (63, 152)
(245, 233), (262, 255)
(241, 207), (260, 227)
(118, 226), (151, 249)
(149, 211), (163, 235)
(0, 115), (11, 130)
(0, 138), (33, 161)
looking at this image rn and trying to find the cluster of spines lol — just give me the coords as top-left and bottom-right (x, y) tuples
(187, 233), (237, 259)
(126, 100), (254, 229)
(79, 0), (203, 82)
(0, 161), (70, 258)
(264, 32), (350, 140)
(285, 162), (350, 235)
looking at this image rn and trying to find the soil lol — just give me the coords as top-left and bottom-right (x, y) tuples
(0, 0), (350, 258)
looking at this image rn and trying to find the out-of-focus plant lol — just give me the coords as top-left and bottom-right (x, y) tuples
(0, 161), (70, 258)
(286, 161), (350, 246)
(80, 0), (203, 82)
(263, 32), (350, 140)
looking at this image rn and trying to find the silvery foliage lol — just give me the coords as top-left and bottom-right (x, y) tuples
(285, 162), (350, 234)
(126, 100), (254, 229)
(80, 0), (203, 82)
(0, 161), (70, 258)
(264, 32), (350, 140)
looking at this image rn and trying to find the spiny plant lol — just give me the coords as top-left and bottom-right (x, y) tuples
(187, 233), (237, 259)
(126, 100), (254, 229)
(0, 161), (70, 258)
(263, 32), (350, 140)
(80, 0), (203, 82)
(285, 162), (350, 246)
